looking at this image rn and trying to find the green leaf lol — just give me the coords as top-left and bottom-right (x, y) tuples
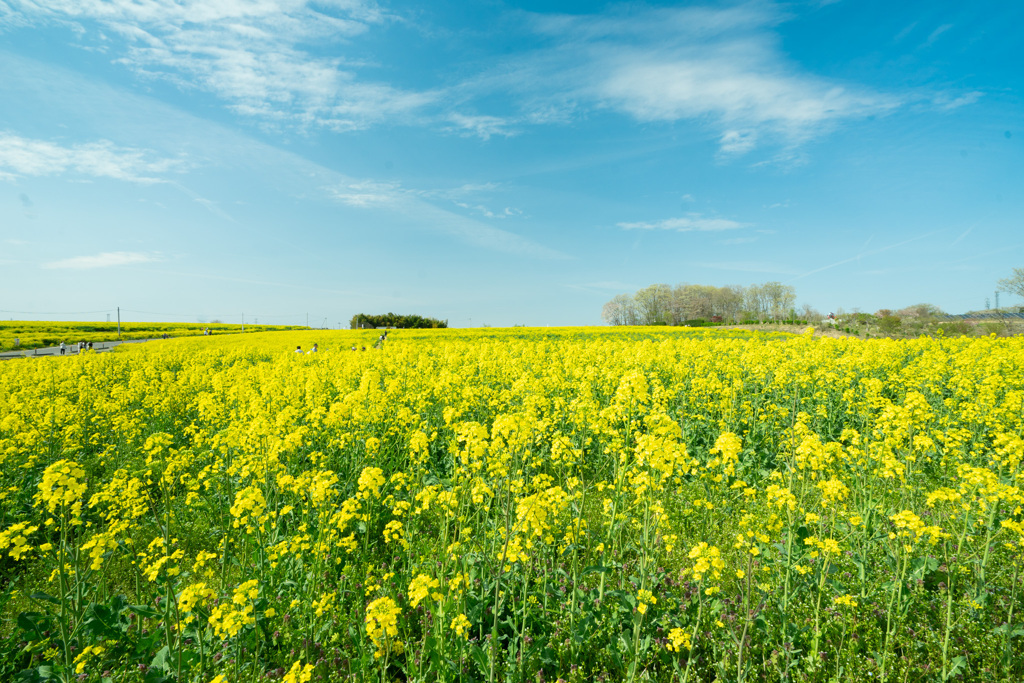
(29, 593), (59, 606)
(127, 605), (161, 619)
(16, 612), (50, 640)
(947, 655), (968, 679)
(581, 565), (611, 576)
(149, 645), (171, 673)
(468, 643), (491, 674)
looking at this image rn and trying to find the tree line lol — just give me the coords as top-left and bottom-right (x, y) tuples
(601, 282), (799, 326)
(349, 313), (448, 329)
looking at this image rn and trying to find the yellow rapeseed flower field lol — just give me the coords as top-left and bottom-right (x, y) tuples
(0, 326), (1022, 682)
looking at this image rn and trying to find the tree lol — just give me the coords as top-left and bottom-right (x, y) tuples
(801, 304), (823, 323)
(634, 284), (672, 325)
(998, 268), (1024, 301)
(897, 303), (943, 320)
(674, 283), (716, 321)
(712, 285), (745, 323)
(761, 281), (796, 321)
(743, 284), (768, 322)
(350, 313), (447, 329)
(602, 294), (635, 326)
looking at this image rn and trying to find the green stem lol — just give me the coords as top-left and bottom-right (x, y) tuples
(489, 489), (513, 683)
(682, 582), (704, 683)
(942, 514), (972, 680)
(881, 548), (909, 681)
(736, 553), (753, 683)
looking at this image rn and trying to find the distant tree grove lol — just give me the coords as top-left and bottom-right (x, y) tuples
(602, 282), (799, 326)
(349, 313), (448, 329)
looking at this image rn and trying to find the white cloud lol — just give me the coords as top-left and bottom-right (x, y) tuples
(0, 132), (179, 182)
(618, 214), (748, 232)
(479, 3), (901, 155)
(328, 180), (402, 207)
(446, 113), (516, 140)
(328, 178), (562, 258)
(925, 23), (953, 46)
(453, 202), (521, 219)
(718, 130), (757, 155)
(933, 91), (982, 111)
(596, 47), (893, 148)
(6, 0), (434, 130)
(43, 251), (159, 269)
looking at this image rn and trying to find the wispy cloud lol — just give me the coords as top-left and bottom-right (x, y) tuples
(0, 132), (179, 183)
(454, 203), (522, 219)
(950, 226), (972, 246)
(480, 3), (902, 154)
(5, 0), (435, 130)
(618, 214), (748, 232)
(932, 91), (983, 111)
(697, 260), (802, 275)
(328, 180), (403, 208)
(5, 0), (952, 152)
(43, 251), (160, 269)
(328, 179), (562, 259)
(332, 179), (524, 220)
(787, 230), (941, 282)
(446, 113), (517, 140)
(925, 23), (953, 46)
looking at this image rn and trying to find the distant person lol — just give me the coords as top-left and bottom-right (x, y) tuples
(60, 342), (66, 355)
(309, 344), (318, 353)
(14, 337), (19, 347)
(295, 345), (303, 353)
(87, 342), (93, 351)
(351, 345), (357, 351)
(361, 346), (366, 351)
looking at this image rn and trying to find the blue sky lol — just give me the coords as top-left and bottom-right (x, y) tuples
(1, 0), (1021, 327)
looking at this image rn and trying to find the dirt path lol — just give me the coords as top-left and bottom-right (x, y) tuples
(0, 338), (158, 360)
(715, 323), (856, 338)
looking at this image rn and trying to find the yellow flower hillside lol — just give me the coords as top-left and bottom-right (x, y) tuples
(0, 327), (1022, 682)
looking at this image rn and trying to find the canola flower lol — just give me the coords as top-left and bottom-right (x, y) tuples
(365, 597), (402, 658)
(0, 327), (1022, 681)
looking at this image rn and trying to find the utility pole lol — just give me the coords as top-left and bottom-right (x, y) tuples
(117, 307), (121, 339)
(996, 291), (1001, 315)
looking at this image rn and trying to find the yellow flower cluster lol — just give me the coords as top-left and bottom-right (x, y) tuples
(37, 459), (87, 519)
(408, 574), (442, 608)
(666, 627), (692, 652)
(1, 326), (1023, 680)
(208, 580), (259, 638)
(0, 521), (38, 561)
(365, 597), (401, 658)
(687, 542), (725, 585)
